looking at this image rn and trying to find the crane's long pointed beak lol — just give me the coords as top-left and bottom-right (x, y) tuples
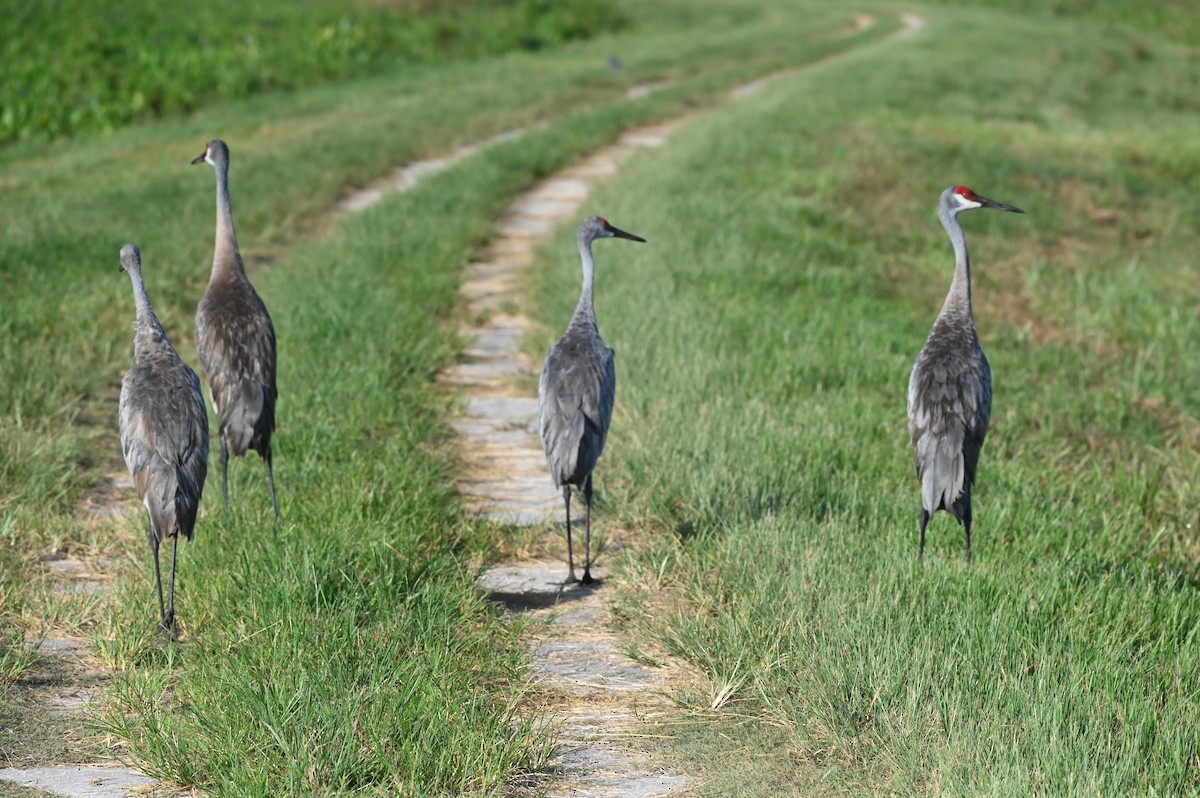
(977, 194), (1024, 214)
(190, 152), (206, 165)
(608, 224), (646, 242)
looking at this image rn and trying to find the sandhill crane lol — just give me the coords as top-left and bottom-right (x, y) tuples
(192, 139), (279, 521)
(907, 185), (1023, 563)
(538, 216), (645, 585)
(117, 244), (209, 635)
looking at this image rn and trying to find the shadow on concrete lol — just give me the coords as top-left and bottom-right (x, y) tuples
(485, 580), (602, 614)
(477, 560), (603, 614)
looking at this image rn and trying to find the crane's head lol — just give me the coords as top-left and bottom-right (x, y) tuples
(191, 139), (230, 168)
(943, 185), (1024, 216)
(580, 215), (647, 245)
(119, 243), (142, 275)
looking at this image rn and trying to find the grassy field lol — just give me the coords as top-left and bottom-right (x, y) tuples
(0, 0), (625, 144)
(929, 0), (1200, 43)
(523, 1), (1200, 794)
(4, 0), (1198, 793)
(0, 1), (893, 793)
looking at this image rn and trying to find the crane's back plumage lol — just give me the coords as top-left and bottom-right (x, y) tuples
(538, 318), (615, 490)
(120, 354), (209, 541)
(195, 274), (276, 459)
(907, 307), (991, 521)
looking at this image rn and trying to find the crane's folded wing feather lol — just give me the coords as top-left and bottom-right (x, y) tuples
(119, 352), (209, 539)
(538, 341), (615, 488)
(907, 348), (991, 516)
(196, 288), (276, 455)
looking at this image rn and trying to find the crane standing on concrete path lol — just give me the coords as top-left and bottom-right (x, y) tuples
(117, 244), (209, 636)
(538, 216), (645, 585)
(192, 139), (279, 521)
(907, 185), (1023, 563)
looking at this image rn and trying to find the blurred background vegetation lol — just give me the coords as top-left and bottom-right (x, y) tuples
(932, 0), (1200, 42)
(0, 0), (626, 144)
(4, 0), (1194, 148)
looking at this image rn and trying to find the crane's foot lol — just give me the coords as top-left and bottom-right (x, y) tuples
(158, 610), (177, 641)
(580, 570), (596, 586)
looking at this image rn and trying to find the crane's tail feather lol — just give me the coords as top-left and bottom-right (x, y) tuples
(920, 437), (966, 517)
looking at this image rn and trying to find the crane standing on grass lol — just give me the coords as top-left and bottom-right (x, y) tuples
(907, 185), (1023, 563)
(118, 244), (209, 636)
(192, 139), (279, 521)
(538, 216), (645, 585)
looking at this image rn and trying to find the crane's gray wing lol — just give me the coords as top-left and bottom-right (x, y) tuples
(120, 354), (209, 539)
(538, 340), (615, 488)
(962, 351), (991, 490)
(196, 286), (277, 456)
(907, 347), (989, 517)
(585, 345), (615, 454)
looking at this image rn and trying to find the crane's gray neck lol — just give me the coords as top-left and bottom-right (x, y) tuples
(212, 157), (244, 278)
(127, 270), (168, 346)
(570, 233), (599, 330)
(938, 204), (972, 316)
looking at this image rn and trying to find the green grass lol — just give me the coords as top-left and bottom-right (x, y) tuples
(10, 0), (1197, 791)
(927, 0), (1200, 43)
(526, 2), (1200, 794)
(0, 0), (625, 144)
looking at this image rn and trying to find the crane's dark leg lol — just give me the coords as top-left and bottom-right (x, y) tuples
(219, 433), (230, 520)
(563, 486), (578, 584)
(918, 508), (930, 560)
(963, 503), (973, 565)
(149, 526), (166, 633)
(264, 444), (279, 523)
(163, 534), (179, 637)
(581, 475), (594, 585)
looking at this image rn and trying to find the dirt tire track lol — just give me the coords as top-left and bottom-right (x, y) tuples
(444, 122), (692, 797)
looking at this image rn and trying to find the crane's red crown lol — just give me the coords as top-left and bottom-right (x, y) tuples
(953, 185), (977, 201)
(597, 217), (609, 228)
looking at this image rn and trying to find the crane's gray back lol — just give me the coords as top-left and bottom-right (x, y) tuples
(907, 306), (991, 518)
(195, 277), (277, 457)
(538, 326), (615, 489)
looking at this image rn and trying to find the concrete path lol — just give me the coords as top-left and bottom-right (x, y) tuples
(0, 767), (156, 798)
(478, 563), (692, 798)
(443, 121), (691, 797)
